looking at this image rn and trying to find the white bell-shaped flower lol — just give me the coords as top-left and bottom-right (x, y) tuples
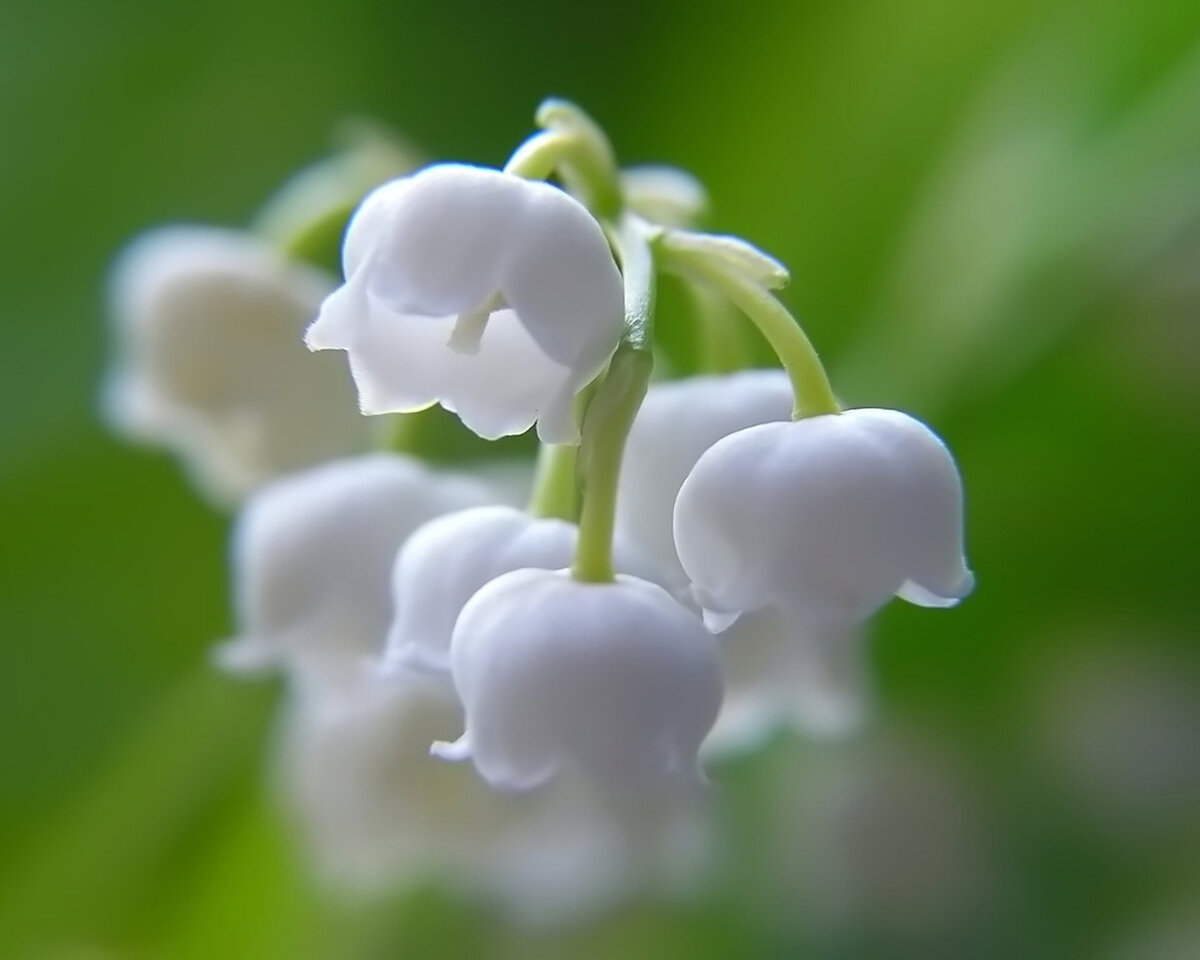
(104, 226), (368, 502)
(305, 163), (624, 444)
(704, 609), (870, 759)
(434, 569), (722, 793)
(675, 409), (974, 632)
(383, 504), (670, 677)
(617, 369), (793, 580)
(277, 659), (715, 926)
(219, 453), (492, 674)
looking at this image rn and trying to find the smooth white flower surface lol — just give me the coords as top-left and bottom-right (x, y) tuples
(434, 569), (722, 793)
(674, 409), (974, 631)
(704, 609), (869, 759)
(276, 660), (714, 926)
(383, 504), (670, 677)
(104, 226), (368, 502)
(219, 454), (491, 674)
(617, 369), (793, 580)
(306, 163), (624, 444)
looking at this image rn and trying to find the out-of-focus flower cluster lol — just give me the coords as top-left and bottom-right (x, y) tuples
(103, 101), (973, 924)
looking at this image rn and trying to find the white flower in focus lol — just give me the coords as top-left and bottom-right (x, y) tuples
(219, 454), (491, 674)
(277, 660), (715, 926)
(104, 226), (368, 502)
(617, 369), (793, 580)
(434, 569), (722, 793)
(306, 164), (624, 444)
(383, 504), (670, 677)
(674, 409), (974, 632)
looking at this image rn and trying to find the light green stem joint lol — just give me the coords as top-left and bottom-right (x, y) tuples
(504, 100), (623, 220)
(528, 443), (580, 521)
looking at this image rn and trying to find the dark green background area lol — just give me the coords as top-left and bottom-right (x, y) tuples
(2, 0), (1199, 956)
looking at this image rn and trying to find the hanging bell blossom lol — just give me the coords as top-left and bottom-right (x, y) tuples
(434, 569), (723, 794)
(104, 226), (368, 502)
(305, 163), (624, 444)
(617, 369), (793, 581)
(704, 609), (870, 758)
(218, 453), (492, 675)
(674, 409), (974, 633)
(383, 504), (671, 677)
(277, 659), (716, 926)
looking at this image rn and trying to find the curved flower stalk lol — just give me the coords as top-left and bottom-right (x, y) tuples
(383, 504), (671, 677)
(218, 454), (492, 675)
(434, 568), (722, 794)
(276, 660), (715, 926)
(616, 369), (793, 581)
(104, 226), (368, 502)
(305, 163), (624, 444)
(674, 409), (974, 633)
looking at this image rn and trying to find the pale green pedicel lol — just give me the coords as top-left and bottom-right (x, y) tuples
(655, 230), (841, 420)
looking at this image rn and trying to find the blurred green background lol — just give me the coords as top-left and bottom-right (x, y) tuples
(3, 0), (1200, 956)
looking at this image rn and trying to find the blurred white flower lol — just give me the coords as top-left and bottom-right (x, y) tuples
(674, 409), (974, 633)
(434, 569), (723, 794)
(383, 504), (670, 677)
(766, 732), (992, 947)
(705, 609), (870, 758)
(276, 659), (715, 927)
(306, 163), (624, 444)
(617, 369), (793, 581)
(104, 225), (368, 502)
(218, 453), (492, 675)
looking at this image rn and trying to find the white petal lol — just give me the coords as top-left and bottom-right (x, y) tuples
(673, 409), (973, 630)
(384, 505), (673, 678)
(309, 164), (623, 443)
(617, 369), (793, 579)
(223, 453), (493, 673)
(445, 569), (723, 793)
(105, 225), (368, 502)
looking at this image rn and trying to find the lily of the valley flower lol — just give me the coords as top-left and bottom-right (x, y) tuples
(305, 163), (624, 444)
(278, 659), (716, 925)
(674, 409), (974, 632)
(383, 504), (670, 677)
(616, 371), (870, 754)
(433, 569), (722, 793)
(104, 226), (368, 502)
(617, 369), (793, 580)
(218, 454), (491, 675)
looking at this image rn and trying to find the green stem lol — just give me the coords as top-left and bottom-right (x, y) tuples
(683, 278), (751, 373)
(656, 236), (841, 418)
(503, 105), (623, 219)
(527, 443), (579, 521)
(572, 218), (656, 582)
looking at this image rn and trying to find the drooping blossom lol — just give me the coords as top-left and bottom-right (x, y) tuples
(104, 226), (367, 501)
(306, 163), (624, 443)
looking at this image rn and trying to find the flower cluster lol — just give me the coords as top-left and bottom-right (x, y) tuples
(104, 100), (972, 921)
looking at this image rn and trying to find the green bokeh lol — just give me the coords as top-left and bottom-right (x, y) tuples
(3, 0), (1199, 956)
